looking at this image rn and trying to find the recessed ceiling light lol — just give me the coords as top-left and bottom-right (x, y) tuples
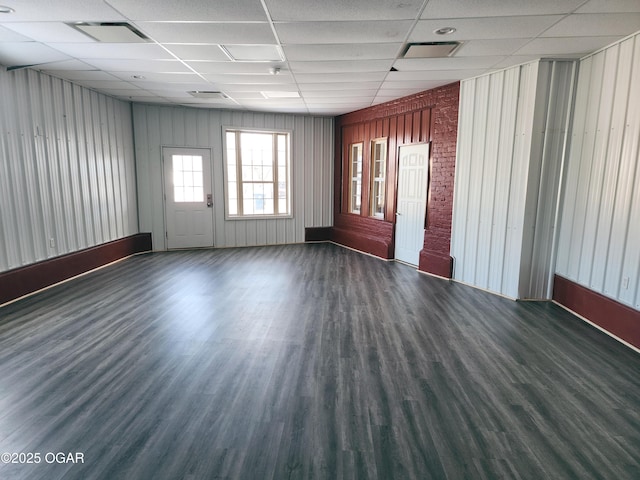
(0, 5), (15, 13)
(434, 27), (456, 35)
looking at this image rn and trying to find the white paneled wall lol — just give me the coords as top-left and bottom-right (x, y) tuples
(0, 68), (138, 273)
(133, 105), (333, 249)
(556, 32), (640, 310)
(451, 59), (576, 299)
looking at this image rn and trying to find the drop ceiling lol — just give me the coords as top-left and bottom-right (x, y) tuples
(1, 0), (639, 115)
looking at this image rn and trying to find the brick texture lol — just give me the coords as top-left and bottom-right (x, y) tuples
(332, 82), (460, 276)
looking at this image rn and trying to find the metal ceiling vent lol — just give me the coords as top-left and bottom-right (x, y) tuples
(188, 91), (229, 100)
(402, 42), (462, 59)
(68, 22), (150, 43)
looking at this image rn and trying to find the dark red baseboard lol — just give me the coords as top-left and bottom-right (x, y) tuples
(305, 227), (333, 242)
(553, 275), (640, 349)
(419, 250), (453, 278)
(330, 227), (392, 259)
(0, 233), (152, 305)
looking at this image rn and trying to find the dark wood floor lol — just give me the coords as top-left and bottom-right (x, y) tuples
(0, 243), (638, 480)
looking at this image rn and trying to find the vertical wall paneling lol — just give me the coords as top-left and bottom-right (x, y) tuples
(133, 105), (333, 250)
(556, 32), (640, 309)
(452, 60), (577, 299)
(0, 67), (139, 274)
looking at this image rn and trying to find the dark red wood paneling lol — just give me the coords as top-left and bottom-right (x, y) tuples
(0, 233), (153, 305)
(553, 275), (640, 349)
(333, 82), (459, 268)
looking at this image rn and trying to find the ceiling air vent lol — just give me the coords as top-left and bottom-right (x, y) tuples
(401, 42), (461, 59)
(188, 91), (229, 100)
(68, 22), (150, 43)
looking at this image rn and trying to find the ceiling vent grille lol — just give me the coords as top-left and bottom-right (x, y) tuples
(188, 91), (229, 100)
(68, 22), (150, 43)
(401, 42), (462, 59)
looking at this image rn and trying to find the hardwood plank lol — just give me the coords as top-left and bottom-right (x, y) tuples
(0, 243), (638, 479)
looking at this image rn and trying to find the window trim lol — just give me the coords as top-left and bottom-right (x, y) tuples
(222, 126), (293, 220)
(348, 142), (363, 214)
(369, 137), (387, 220)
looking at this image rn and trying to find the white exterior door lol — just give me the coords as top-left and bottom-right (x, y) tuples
(395, 143), (430, 265)
(163, 147), (214, 249)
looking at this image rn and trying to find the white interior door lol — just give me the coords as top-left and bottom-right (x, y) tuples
(395, 143), (430, 265)
(163, 147), (214, 249)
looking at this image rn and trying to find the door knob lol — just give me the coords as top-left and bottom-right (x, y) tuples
(207, 194), (213, 207)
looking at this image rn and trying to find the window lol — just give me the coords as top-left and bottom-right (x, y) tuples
(370, 138), (387, 219)
(224, 128), (291, 218)
(172, 154), (204, 202)
(349, 143), (363, 214)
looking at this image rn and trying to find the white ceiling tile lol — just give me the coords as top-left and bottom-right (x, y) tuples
(139, 22), (275, 44)
(394, 56), (505, 71)
(577, 0), (640, 14)
(216, 83), (298, 92)
(385, 68), (486, 81)
(0, 25), (33, 42)
(164, 45), (230, 62)
(67, 79), (137, 89)
(305, 107), (356, 115)
(239, 98), (306, 107)
(221, 91), (265, 100)
(264, 0), (424, 21)
(222, 45), (283, 62)
(0, 42), (71, 67)
(0, 0), (125, 22)
(489, 56), (542, 70)
(49, 43), (174, 60)
(410, 16), (564, 41)
(3, 22), (96, 43)
(301, 93), (375, 103)
(289, 60), (394, 74)
(421, 0), (585, 18)
(376, 80), (456, 97)
(455, 39), (530, 56)
(187, 62), (285, 75)
(106, 0), (267, 21)
(202, 73), (294, 84)
(541, 13), (640, 37)
(305, 101), (372, 110)
(297, 81), (383, 91)
(295, 71), (388, 83)
(36, 59), (97, 71)
(128, 80), (213, 91)
(302, 89), (379, 98)
(49, 70), (121, 81)
(84, 59), (192, 72)
(275, 21), (412, 44)
(110, 71), (203, 83)
(283, 43), (402, 61)
(120, 96), (170, 103)
(98, 88), (154, 97)
(516, 36), (622, 56)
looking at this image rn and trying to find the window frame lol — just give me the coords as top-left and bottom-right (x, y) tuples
(369, 137), (387, 219)
(348, 142), (363, 214)
(223, 127), (293, 220)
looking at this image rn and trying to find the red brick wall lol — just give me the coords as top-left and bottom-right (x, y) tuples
(332, 82), (460, 277)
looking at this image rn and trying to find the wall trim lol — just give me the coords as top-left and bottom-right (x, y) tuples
(553, 274), (640, 350)
(0, 233), (152, 306)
